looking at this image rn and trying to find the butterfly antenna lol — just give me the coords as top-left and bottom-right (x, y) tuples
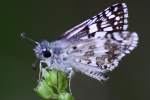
(20, 32), (39, 45)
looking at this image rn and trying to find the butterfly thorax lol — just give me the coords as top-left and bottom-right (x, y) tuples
(33, 40), (73, 71)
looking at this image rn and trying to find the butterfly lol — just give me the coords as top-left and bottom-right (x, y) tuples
(22, 3), (138, 81)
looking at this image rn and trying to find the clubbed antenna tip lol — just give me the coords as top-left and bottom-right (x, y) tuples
(20, 32), (39, 45)
(20, 32), (26, 39)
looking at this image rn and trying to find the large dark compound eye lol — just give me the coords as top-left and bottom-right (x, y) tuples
(42, 50), (51, 58)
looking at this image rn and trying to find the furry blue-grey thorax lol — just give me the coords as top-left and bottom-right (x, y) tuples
(33, 40), (71, 66)
(33, 40), (73, 78)
(34, 40), (66, 58)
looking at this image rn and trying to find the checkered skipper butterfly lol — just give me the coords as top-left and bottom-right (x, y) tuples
(22, 3), (138, 81)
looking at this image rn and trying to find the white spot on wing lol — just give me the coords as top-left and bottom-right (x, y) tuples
(103, 27), (113, 31)
(130, 32), (139, 48)
(105, 10), (109, 15)
(106, 12), (112, 17)
(119, 21), (123, 23)
(124, 13), (128, 18)
(101, 21), (107, 25)
(116, 26), (119, 30)
(113, 32), (123, 41)
(104, 7), (109, 12)
(80, 36), (88, 40)
(129, 46), (135, 51)
(101, 24), (110, 28)
(123, 8), (128, 13)
(124, 19), (128, 23)
(89, 24), (98, 33)
(123, 25), (128, 30)
(114, 7), (118, 12)
(115, 16), (120, 20)
(124, 50), (130, 54)
(112, 60), (119, 67)
(118, 53), (125, 60)
(109, 15), (115, 19)
(132, 32), (139, 41)
(121, 31), (128, 38)
(113, 3), (118, 6)
(94, 32), (107, 38)
(122, 3), (127, 8)
(114, 21), (118, 25)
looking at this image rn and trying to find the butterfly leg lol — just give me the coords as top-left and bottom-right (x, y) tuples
(38, 61), (43, 81)
(38, 60), (50, 81)
(65, 67), (74, 94)
(39, 61), (45, 81)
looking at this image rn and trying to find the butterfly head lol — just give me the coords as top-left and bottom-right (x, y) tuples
(33, 40), (52, 60)
(21, 32), (53, 60)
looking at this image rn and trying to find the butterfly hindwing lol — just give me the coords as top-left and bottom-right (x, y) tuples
(66, 31), (138, 80)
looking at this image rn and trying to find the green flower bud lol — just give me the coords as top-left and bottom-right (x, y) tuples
(58, 92), (74, 100)
(34, 69), (74, 100)
(34, 80), (57, 99)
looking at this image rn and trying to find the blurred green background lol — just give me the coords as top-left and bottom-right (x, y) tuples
(1, 0), (150, 100)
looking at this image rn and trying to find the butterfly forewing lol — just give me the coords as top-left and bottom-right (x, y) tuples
(61, 3), (128, 40)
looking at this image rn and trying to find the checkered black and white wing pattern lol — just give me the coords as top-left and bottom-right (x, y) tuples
(60, 3), (128, 40)
(61, 3), (138, 81)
